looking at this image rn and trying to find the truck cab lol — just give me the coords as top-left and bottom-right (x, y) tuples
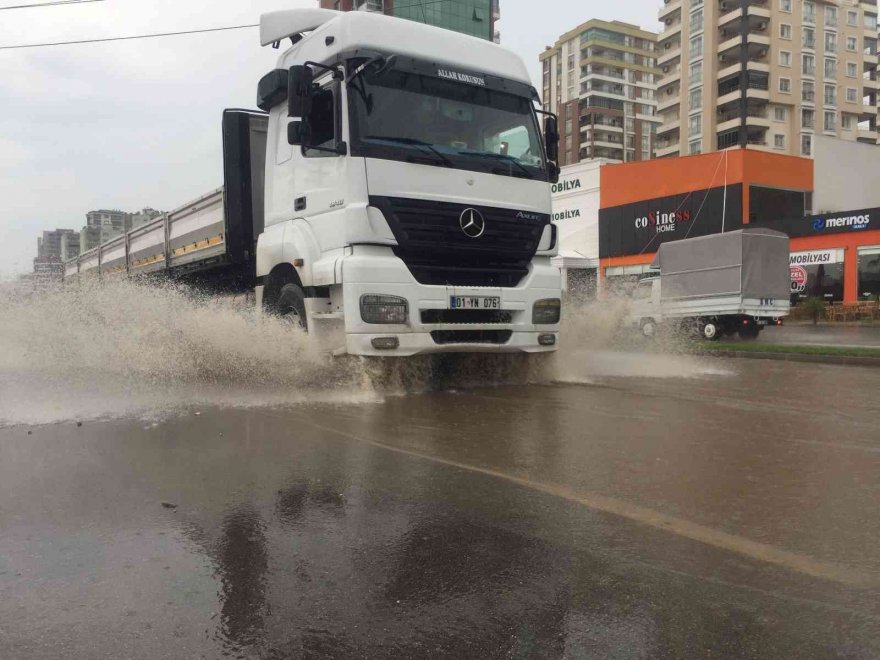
(255, 9), (562, 357)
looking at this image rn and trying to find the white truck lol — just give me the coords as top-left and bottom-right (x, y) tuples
(64, 9), (563, 357)
(625, 228), (790, 341)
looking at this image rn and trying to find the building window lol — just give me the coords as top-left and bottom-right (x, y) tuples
(801, 133), (812, 155)
(689, 34), (703, 59)
(779, 77), (792, 93)
(802, 108), (814, 128)
(774, 106), (786, 121)
(842, 114), (855, 130)
(846, 87), (858, 103)
(803, 0), (815, 24)
(825, 5), (837, 28)
(847, 62), (858, 78)
(689, 114), (701, 137)
(780, 23), (792, 40)
(824, 110), (836, 132)
(867, 14), (879, 30)
(803, 26), (815, 50)
(780, 0), (792, 11)
(568, 55), (575, 70)
(824, 58), (836, 79)
(848, 10), (858, 27)
(858, 247), (880, 301)
(802, 80), (815, 103)
(824, 84), (837, 105)
(689, 61), (702, 86)
(846, 36), (857, 52)
(689, 87), (702, 110)
(690, 9), (703, 33)
(780, 51), (792, 67)
(803, 54), (815, 76)
(824, 32), (837, 54)
(774, 134), (785, 149)
(688, 139), (702, 155)
(565, 117), (573, 134)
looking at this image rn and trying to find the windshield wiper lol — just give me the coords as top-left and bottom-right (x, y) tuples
(458, 151), (535, 179)
(364, 136), (455, 168)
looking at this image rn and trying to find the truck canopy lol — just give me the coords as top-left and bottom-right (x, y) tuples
(650, 228), (790, 301)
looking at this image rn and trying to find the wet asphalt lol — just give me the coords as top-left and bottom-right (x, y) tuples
(2, 358), (880, 659)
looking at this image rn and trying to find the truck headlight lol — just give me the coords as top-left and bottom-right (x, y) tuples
(532, 298), (561, 324)
(360, 295), (408, 324)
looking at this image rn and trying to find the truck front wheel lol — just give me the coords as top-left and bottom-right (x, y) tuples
(640, 318), (657, 339)
(277, 283), (308, 331)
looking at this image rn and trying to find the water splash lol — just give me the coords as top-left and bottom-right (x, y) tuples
(0, 280), (729, 426)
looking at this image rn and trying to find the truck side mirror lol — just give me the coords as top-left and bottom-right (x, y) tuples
(288, 65), (314, 119)
(544, 115), (560, 164)
(547, 162), (560, 184)
(288, 120), (310, 146)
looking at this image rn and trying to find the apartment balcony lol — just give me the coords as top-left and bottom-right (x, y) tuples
(658, 0), (681, 21)
(717, 3), (771, 30)
(716, 60), (770, 80)
(659, 21), (682, 42)
(655, 141), (681, 158)
(581, 122), (624, 133)
(861, 104), (878, 116)
(865, 52), (879, 67)
(657, 118), (681, 136)
(659, 64), (682, 87)
(638, 112), (662, 124)
(658, 43), (682, 67)
(717, 33), (770, 60)
(857, 127), (879, 143)
(716, 111), (772, 134)
(864, 77), (880, 91)
(657, 91), (681, 112)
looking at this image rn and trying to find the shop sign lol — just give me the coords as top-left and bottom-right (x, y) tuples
(790, 265), (807, 293)
(789, 250), (841, 266)
(552, 177), (583, 195)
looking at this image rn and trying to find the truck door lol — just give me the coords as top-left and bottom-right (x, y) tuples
(292, 76), (348, 258)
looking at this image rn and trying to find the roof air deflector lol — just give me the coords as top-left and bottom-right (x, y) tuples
(260, 8), (338, 47)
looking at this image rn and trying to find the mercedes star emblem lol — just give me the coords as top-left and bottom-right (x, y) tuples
(459, 208), (485, 238)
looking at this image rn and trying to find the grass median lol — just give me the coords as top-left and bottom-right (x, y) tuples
(696, 342), (880, 359)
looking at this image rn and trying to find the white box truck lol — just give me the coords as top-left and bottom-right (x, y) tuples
(625, 228), (791, 341)
(64, 9), (563, 357)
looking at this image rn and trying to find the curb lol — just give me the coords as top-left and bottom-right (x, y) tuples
(705, 351), (880, 368)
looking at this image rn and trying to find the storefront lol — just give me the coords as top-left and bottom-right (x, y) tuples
(550, 160), (605, 299)
(760, 208), (880, 304)
(597, 150), (814, 289)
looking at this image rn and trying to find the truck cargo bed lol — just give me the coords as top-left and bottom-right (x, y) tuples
(64, 110), (268, 285)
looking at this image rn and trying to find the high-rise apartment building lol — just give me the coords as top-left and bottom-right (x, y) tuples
(655, 0), (879, 158)
(540, 20), (661, 165)
(318, 0), (500, 42)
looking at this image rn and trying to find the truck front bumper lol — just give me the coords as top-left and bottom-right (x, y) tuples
(340, 250), (561, 357)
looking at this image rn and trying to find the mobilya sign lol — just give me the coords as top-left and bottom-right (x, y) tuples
(552, 178), (582, 194)
(789, 250), (840, 266)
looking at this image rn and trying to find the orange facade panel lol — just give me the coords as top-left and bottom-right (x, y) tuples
(599, 149), (813, 210)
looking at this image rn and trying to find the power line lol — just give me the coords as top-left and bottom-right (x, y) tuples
(0, 0), (103, 11)
(0, 23), (259, 50)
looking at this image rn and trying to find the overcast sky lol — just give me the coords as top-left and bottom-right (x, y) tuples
(0, 0), (658, 276)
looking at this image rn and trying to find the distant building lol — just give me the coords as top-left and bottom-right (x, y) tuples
(36, 228), (78, 261)
(540, 19), (660, 165)
(318, 0), (500, 42)
(79, 225), (122, 253)
(85, 209), (129, 232)
(130, 207), (164, 230)
(60, 232), (80, 262)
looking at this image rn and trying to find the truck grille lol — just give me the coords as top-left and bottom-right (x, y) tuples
(420, 309), (513, 324)
(369, 196), (549, 288)
(430, 330), (513, 345)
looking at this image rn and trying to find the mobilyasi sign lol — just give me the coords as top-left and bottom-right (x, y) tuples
(598, 185), (744, 258)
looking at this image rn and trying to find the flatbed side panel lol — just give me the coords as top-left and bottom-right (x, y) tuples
(222, 109), (268, 267)
(660, 296), (790, 318)
(99, 237), (127, 277)
(128, 217), (167, 274)
(167, 189), (226, 269)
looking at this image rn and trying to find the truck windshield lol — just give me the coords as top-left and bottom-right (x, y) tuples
(348, 68), (547, 181)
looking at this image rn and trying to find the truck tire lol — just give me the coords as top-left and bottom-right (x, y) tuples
(640, 318), (657, 338)
(277, 283), (307, 331)
(700, 320), (720, 341)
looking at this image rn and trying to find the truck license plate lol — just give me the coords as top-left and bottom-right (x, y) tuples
(450, 296), (500, 310)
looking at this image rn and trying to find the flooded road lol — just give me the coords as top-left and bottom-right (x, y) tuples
(2, 358), (879, 659)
